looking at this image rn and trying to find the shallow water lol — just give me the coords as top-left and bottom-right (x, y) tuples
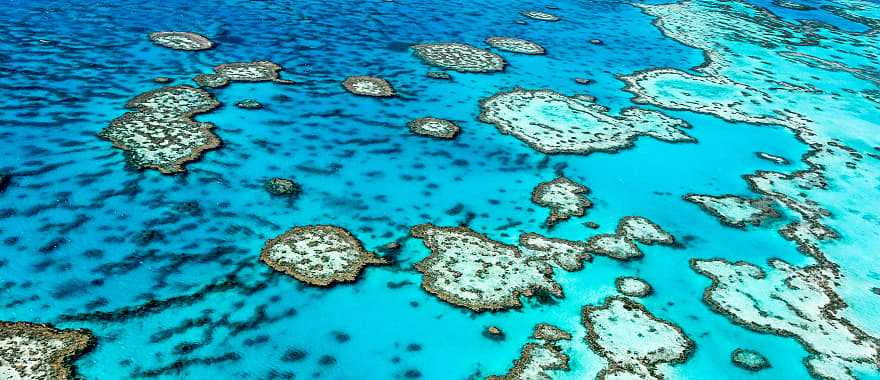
(0, 0), (878, 379)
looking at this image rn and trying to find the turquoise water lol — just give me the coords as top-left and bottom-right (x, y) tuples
(0, 0), (878, 378)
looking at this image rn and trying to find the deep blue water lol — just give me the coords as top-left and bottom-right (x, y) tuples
(1, 0), (878, 379)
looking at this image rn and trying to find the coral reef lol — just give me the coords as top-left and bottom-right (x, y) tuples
(487, 323), (572, 380)
(615, 276), (652, 297)
(731, 348), (771, 371)
(149, 31), (213, 51)
(486, 37), (545, 55)
(479, 89), (693, 154)
(236, 99), (263, 109)
(411, 224), (561, 312)
(586, 216), (675, 261)
(411, 43), (506, 73)
(531, 176), (592, 227)
(407, 117), (460, 139)
(194, 61), (292, 88)
(99, 86), (220, 174)
(264, 178), (299, 196)
(519, 232), (592, 272)
(342, 76), (396, 97)
(0, 321), (95, 380)
(693, 258), (880, 379)
(583, 297), (694, 379)
(521, 11), (560, 21)
(684, 194), (780, 228)
(261, 225), (386, 286)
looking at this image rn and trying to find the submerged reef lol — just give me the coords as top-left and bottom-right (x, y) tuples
(264, 177), (299, 196)
(0, 173), (9, 193)
(0, 321), (95, 380)
(411, 43), (506, 73)
(731, 348), (771, 371)
(479, 89), (693, 154)
(426, 71), (452, 80)
(194, 61), (292, 88)
(411, 224), (562, 312)
(148, 31), (213, 51)
(772, 0), (816, 10)
(99, 86), (220, 174)
(615, 276), (652, 297)
(756, 152), (789, 165)
(342, 76), (396, 97)
(586, 216), (675, 261)
(692, 259), (880, 379)
(583, 297), (694, 379)
(683, 194), (780, 229)
(531, 176), (592, 227)
(485, 37), (545, 55)
(521, 11), (560, 21)
(487, 323), (572, 380)
(236, 99), (263, 109)
(407, 117), (460, 139)
(260, 225), (386, 286)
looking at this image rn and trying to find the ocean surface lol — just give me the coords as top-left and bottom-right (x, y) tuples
(0, 0), (878, 378)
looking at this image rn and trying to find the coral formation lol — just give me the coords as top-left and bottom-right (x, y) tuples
(261, 225), (386, 286)
(479, 89), (693, 154)
(521, 11), (560, 21)
(731, 348), (771, 371)
(407, 117), (460, 139)
(264, 178), (299, 196)
(342, 76), (396, 97)
(487, 323), (572, 380)
(519, 232), (592, 272)
(99, 86), (220, 174)
(149, 31), (213, 51)
(693, 258), (880, 379)
(615, 276), (652, 297)
(583, 297), (694, 379)
(485, 37), (545, 55)
(411, 43), (506, 73)
(236, 99), (263, 109)
(684, 194), (780, 228)
(0, 321), (95, 380)
(194, 61), (292, 88)
(531, 176), (591, 227)
(586, 216), (675, 261)
(411, 224), (562, 312)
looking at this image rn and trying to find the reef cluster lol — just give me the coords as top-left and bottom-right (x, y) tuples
(260, 225), (386, 286)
